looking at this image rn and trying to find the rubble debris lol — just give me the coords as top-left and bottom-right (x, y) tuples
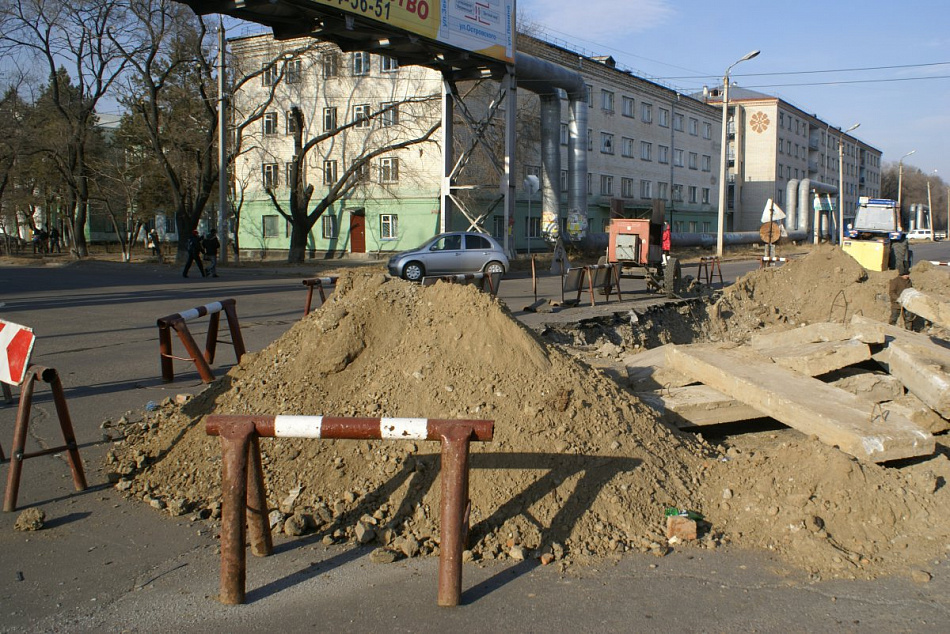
(14, 508), (45, 531)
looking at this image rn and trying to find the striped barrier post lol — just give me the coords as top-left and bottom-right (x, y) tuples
(157, 299), (246, 383)
(206, 415), (494, 607)
(302, 276), (339, 316)
(760, 257), (788, 268)
(928, 261), (950, 267)
(4, 366), (87, 512)
(421, 272), (502, 295)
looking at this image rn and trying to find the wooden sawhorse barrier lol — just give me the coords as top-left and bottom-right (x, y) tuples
(157, 299), (246, 383)
(421, 271), (502, 296)
(302, 276), (339, 316)
(562, 263), (623, 307)
(4, 365), (87, 512)
(696, 256), (724, 287)
(205, 414), (493, 606)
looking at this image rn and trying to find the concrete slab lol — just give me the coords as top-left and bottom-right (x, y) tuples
(665, 344), (934, 463)
(873, 340), (950, 418)
(637, 384), (764, 428)
(623, 344), (696, 391)
(884, 393), (950, 435)
(899, 288), (950, 329)
(824, 367), (905, 403)
(751, 322), (884, 351)
(757, 339), (871, 376)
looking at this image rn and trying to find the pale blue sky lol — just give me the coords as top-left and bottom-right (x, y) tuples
(520, 0), (950, 186)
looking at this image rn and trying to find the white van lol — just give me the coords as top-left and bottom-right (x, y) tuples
(907, 229), (933, 241)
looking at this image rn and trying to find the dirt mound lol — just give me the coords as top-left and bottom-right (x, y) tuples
(109, 261), (950, 580)
(111, 272), (713, 562)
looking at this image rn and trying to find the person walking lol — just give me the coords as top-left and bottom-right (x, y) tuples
(48, 227), (61, 253)
(203, 229), (220, 277)
(661, 222), (672, 264)
(182, 229), (206, 278)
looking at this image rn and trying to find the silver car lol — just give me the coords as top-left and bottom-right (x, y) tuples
(387, 231), (509, 281)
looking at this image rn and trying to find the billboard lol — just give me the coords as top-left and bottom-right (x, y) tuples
(310, 0), (514, 63)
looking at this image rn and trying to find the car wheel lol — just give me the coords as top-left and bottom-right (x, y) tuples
(402, 261), (425, 281)
(484, 261), (505, 275)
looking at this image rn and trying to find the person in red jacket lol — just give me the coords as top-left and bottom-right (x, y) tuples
(661, 222), (672, 264)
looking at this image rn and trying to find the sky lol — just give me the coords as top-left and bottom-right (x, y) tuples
(518, 0), (950, 187)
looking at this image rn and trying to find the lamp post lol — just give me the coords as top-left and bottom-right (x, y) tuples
(217, 18), (230, 264)
(716, 50), (760, 258)
(837, 123), (859, 244)
(896, 149), (916, 230)
(927, 169), (937, 240)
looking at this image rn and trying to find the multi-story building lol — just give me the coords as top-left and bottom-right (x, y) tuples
(701, 86), (882, 233)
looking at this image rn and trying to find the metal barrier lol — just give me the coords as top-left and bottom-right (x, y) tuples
(206, 415), (493, 606)
(421, 272), (502, 296)
(929, 261), (950, 267)
(696, 256), (724, 287)
(302, 276), (339, 316)
(760, 257), (788, 268)
(562, 263), (622, 307)
(4, 366), (87, 512)
(157, 299), (246, 383)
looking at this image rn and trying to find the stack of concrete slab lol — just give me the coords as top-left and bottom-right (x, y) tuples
(626, 293), (950, 463)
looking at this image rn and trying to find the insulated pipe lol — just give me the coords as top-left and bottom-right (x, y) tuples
(539, 94), (561, 233)
(798, 179), (838, 240)
(786, 180), (800, 231)
(514, 52), (589, 237)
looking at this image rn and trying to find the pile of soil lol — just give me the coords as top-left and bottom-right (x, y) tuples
(109, 250), (950, 580)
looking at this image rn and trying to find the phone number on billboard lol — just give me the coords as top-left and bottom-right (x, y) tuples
(331, 0), (430, 21)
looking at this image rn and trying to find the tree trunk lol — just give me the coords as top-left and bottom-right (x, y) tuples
(288, 226), (309, 263)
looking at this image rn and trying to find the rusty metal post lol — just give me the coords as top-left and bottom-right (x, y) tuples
(303, 282), (315, 316)
(437, 426), (472, 607)
(158, 322), (175, 382)
(223, 301), (246, 360)
(205, 311), (221, 364)
(218, 421), (254, 605)
(172, 321), (216, 383)
(531, 256), (537, 303)
(3, 369), (37, 512)
(246, 435), (273, 558)
(44, 368), (87, 493)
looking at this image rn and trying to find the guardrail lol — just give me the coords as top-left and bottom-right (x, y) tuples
(157, 299), (246, 383)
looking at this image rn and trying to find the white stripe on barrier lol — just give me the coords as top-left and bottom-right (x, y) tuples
(380, 417), (429, 440)
(180, 301), (224, 322)
(274, 415), (324, 438)
(929, 261), (950, 266)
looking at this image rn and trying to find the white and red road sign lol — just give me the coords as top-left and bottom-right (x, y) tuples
(0, 319), (36, 386)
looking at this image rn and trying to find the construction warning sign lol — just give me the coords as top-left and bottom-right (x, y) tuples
(0, 319), (36, 386)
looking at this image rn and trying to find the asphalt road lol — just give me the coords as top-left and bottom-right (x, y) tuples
(1, 245), (949, 632)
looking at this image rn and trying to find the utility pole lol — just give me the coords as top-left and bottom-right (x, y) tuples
(217, 18), (230, 263)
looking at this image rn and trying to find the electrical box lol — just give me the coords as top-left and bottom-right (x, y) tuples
(608, 219), (651, 265)
(842, 238), (889, 272)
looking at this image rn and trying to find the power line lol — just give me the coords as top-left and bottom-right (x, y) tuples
(663, 61), (950, 81)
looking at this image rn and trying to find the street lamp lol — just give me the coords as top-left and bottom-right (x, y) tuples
(716, 50), (760, 258)
(927, 169), (937, 239)
(837, 122), (859, 245)
(896, 149), (916, 230)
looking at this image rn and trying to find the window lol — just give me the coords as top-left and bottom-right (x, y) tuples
(658, 108), (669, 128)
(622, 96), (635, 117)
(779, 112), (785, 128)
(657, 181), (669, 200)
(588, 128), (593, 152)
(640, 180), (652, 198)
(323, 107), (337, 131)
(322, 215), (338, 239)
(641, 102), (652, 123)
(703, 122), (712, 139)
(524, 164), (541, 179)
(353, 52), (371, 75)
(262, 214), (279, 238)
(380, 102), (399, 127)
(379, 157), (399, 183)
(600, 174), (613, 196)
(672, 183), (683, 202)
(601, 90), (614, 113)
(380, 214), (398, 239)
(640, 141), (652, 161)
(702, 155), (711, 172)
(586, 84), (593, 106)
(702, 188), (710, 204)
(285, 110), (298, 135)
(380, 56), (399, 72)
(688, 152), (698, 170)
(323, 160), (338, 185)
(673, 148), (684, 167)
(286, 58), (302, 84)
(560, 123), (569, 145)
(262, 112), (278, 136)
(353, 104), (371, 128)
(352, 160), (369, 182)
(524, 216), (541, 238)
(622, 177), (634, 198)
(261, 63), (278, 86)
(778, 139), (784, 154)
(688, 185), (697, 203)
(601, 132), (614, 154)
(689, 118), (699, 136)
(673, 113), (684, 132)
(322, 53), (339, 78)
(285, 162), (296, 187)
(658, 145), (669, 164)
(262, 163), (279, 189)
(492, 215), (505, 239)
(560, 169), (568, 192)
(621, 137), (635, 158)
(702, 221), (711, 233)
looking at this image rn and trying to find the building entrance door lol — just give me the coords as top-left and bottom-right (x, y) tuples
(349, 210), (365, 254)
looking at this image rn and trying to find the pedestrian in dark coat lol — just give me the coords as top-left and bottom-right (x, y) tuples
(182, 230), (206, 278)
